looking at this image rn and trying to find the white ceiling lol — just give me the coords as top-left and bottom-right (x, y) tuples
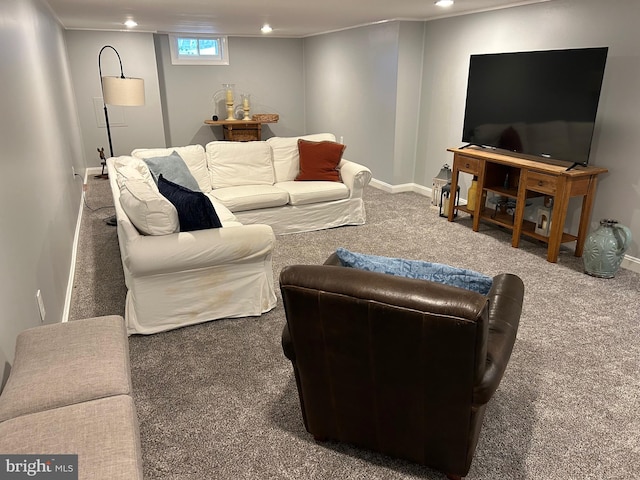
(46, 0), (552, 38)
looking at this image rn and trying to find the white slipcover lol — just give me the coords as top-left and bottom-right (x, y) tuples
(106, 134), (372, 334)
(107, 156), (277, 335)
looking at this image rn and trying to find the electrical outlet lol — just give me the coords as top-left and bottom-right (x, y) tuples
(72, 166), (75, 178)
(340, 136), (344, 144)
(36, 290), (46, 323)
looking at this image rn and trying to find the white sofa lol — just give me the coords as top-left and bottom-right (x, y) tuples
(106, 134), (372, 335)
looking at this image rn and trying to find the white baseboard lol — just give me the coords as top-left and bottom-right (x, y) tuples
(86, 166), (104, 175)
(62, 169), (89, 322)
(369, 177), (638, 274)
(621, 255), (640, 274)
(369, 179), (431, 197)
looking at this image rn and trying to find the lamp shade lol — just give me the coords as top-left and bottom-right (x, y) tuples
(102, 76), (145, 106)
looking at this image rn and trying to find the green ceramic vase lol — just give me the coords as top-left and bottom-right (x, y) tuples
(583, 219), (632, 278)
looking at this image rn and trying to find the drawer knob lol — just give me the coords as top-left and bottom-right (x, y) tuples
(538, 181), (544, 186)
(465, 163), (470, 168)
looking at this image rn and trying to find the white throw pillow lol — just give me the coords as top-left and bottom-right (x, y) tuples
(205, 141), (275, 189)
(132, 145), (211, 193)
(119, 179), (179, 235)
(267, 133), (336, 183)
(111, 156), (156, 189)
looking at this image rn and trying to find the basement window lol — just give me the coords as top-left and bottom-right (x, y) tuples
(168, 34), (229, 65)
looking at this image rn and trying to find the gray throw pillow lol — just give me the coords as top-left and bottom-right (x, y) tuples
(144, 151), (200, 192)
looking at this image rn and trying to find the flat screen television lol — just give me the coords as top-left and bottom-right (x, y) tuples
(461, 47), (608, 167)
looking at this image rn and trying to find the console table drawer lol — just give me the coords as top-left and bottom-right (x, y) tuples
(526, 171), (557, 194)
(457, 156), (481, 174)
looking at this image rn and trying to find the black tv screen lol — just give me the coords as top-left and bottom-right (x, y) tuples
(462, 47), (608, 166)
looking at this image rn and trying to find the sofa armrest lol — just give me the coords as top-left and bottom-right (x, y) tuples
(473, 273), (524, 404)
(122, 224), (275, 277)
(338, 158), (372, 199)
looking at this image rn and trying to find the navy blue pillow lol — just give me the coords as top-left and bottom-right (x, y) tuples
(158, 175), (222, 232)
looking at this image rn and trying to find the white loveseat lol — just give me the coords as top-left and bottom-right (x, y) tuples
(106, 134), (372, 335)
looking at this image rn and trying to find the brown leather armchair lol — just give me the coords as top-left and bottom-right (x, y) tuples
(280, 253), (524, 479)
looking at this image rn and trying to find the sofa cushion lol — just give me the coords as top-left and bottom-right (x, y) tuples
(132, 145), (211, 193)
(143, 151), (201, 191)
(158, 175), (222, 231)
(296, 139), (345, 182)
(205, 195), (238, 224)
(0, 316), (132, 423)
(0, 396), (144, 479)
(276, 181), (349, 206)
(119, 178), (179, 235)
(205, 141), (275, 188)
(335, 248), (494, 295)
(210, 185), (289, 212)
(267, 133), (337, 182)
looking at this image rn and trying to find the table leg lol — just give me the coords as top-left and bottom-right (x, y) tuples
(546, 177), (570, 263)
(574, 175), (598, 257)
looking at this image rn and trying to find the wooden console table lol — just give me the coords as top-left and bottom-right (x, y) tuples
(204, 119), (276, 142)
(446, 147), (608, 263)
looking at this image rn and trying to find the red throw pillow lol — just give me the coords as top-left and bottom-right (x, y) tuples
(295, 139), (345, 182)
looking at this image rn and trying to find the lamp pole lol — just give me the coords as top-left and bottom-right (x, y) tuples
(98, 45), (126, 158)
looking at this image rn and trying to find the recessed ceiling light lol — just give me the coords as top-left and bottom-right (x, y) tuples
(261, 24), (273, 34)
(435, 0), (454, 6)
(124, 19), (138, 28)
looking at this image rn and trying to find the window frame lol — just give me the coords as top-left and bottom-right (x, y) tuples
(168, 34), (229, 66)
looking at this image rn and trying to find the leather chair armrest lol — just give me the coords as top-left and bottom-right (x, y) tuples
(473, 273), (524, 404)
(281, 323), (295, 361)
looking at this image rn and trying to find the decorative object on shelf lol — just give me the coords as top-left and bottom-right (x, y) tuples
(222, 83), (236, 121)
(432, 164), (452, 206)
(241, 94), (251, 120)
(492, 198), (517, 220)
(467, 175), (478, 210)
(439, 182), (460, 218)
(251, 113), (279, 123)
(535, 206), (552, 236)
(583, 219), (631, 278)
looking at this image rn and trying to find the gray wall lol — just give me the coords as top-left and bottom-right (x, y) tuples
(394, 22), (426, 186)
(415, 0), (640, 258)
(304, 23), (400, 182)
(154, 35), (305, 147)
(65, 31), (166, 166)
(0, 0), (84, 362)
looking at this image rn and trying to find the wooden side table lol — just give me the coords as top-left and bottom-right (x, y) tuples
(204, 119), (278, 142)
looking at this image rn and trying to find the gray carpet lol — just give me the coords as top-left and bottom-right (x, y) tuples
(70, 175), (640, 479)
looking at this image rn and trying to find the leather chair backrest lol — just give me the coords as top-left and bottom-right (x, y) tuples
(280, 264), (490, 469)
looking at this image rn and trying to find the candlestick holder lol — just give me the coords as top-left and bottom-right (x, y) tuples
(241, 94), (251, 121)
(222, 83), (236, 121)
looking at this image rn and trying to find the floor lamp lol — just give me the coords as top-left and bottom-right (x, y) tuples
(98, 45), (145, 224)
(97, 45), (145, 177)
